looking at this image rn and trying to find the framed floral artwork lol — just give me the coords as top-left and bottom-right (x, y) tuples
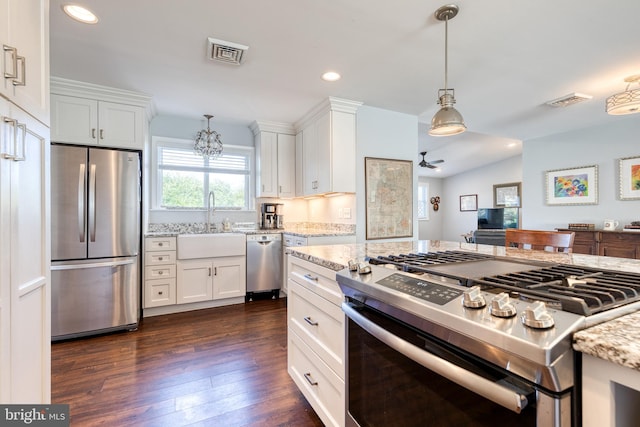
(619, 156), (640, 200)
(545, 165), (598, 205)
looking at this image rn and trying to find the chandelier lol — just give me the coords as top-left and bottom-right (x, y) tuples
(194, 114), (223, 159)
(429, 4), (466, 137)
(606, 75), (640, 115)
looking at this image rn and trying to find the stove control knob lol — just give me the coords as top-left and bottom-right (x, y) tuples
(521, 301), (555, 329)
(462, 286), (486, 309)
(357, 263), (372, 275)
(347, 259), (359, 272)
(490, 293), (517, 318)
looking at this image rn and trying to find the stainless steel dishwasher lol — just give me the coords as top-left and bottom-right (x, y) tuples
(246, 233), (282, 301)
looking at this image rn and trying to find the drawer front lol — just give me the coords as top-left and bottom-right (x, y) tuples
(144, 278), (176, 307)
(289, 257), (342, 306)
(288, 329), (344, 427)
(145, 237), (176, 251)
(145, 264), (176, 279)
(288, 280), (345, 377)
(144, 251), (176, 266)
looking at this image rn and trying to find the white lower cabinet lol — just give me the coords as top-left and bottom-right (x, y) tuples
(287, 256), (345, 427)
(144, 237), (177, 308)
(177, 256), (246, 304)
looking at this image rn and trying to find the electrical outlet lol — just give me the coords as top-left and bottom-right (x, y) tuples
(343, 207), (351, 219)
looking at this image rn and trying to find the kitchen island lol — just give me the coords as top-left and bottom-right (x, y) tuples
(287, 240), (640, 427)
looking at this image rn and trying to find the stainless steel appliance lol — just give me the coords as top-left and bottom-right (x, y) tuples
(246, 233), (282, 301)
(336, 250), (640, 426)
(51, 144), (141, 340)
(260, 203), (283, 229)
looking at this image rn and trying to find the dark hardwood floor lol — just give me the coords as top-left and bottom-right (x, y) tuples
(51, 298), (325, 426)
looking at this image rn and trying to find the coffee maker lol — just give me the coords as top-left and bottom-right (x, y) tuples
(260, 203), (284, 229)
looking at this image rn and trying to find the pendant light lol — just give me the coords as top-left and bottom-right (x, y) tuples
(194, 114), (223, 159)
(429, 4), (466, 137)
(606, 75), (640, 115)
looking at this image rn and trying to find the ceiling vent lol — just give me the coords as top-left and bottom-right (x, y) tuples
(545, 92), (593, 108)
(207, 37), (249, 65)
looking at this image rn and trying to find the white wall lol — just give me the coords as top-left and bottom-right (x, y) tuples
(522, 118), (640, 230)
(439, 155), (522, 241)
(355, 106), (419, 242)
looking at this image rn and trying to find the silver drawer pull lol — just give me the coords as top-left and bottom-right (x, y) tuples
(303, 372), (318, 386)
(303, 273), (318, 281)
(303, 316), (318, 326)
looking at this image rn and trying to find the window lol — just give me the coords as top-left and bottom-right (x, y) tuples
(152, 137), (254, 210)
(417, 181), (430, 220)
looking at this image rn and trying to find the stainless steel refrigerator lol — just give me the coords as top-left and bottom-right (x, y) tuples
(51, 144), (141, 340)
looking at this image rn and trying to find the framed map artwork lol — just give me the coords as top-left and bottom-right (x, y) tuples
(365, 157), (413, 239)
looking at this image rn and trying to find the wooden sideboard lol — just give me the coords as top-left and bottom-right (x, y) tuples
(557, 229), (640, 259)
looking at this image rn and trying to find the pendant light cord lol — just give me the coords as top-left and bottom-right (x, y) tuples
(444, 14), (449, 92)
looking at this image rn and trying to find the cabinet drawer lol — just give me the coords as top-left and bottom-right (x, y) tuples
(145, 264), (176, 279)
(145, 237), (176, 251)
(288, 280), (344, 377)
(144, 251), (176, 266)
(289, 257), (343, 306)
(144, 278), (176, 307)
(288, 329), (344, 427)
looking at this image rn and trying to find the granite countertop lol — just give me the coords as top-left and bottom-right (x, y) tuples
(573, 312), (640, 370)
(287, 239), (640, 273)
(145, 223), (356, 238)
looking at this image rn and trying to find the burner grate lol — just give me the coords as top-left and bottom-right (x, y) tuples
(471, 265), (640, 316)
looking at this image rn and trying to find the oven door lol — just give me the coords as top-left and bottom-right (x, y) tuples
(343, 301), (572, 427)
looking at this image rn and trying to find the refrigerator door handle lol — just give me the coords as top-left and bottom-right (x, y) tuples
(51, 258), (135, 271)
(88, 163), (97, 242)
(78, 163), (86, 242)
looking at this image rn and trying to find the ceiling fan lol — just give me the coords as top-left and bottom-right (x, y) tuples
(419, 151), (444, 169)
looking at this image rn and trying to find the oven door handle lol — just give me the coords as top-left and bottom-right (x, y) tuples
(342, 302), (529, 414)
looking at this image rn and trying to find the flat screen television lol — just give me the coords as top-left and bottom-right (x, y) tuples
(477, 208), (519, 229)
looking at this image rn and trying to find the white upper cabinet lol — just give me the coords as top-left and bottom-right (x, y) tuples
(50, 78), (152, 150)
(0, 0), (50, 125)
(51, 94), (145, 149)
(251, 121), (296, 198)
(295, 98), (361, 197)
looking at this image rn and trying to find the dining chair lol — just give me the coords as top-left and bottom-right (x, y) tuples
(505, 229), (575, 253)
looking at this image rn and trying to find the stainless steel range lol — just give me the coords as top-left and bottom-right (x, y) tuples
(336, 250), (640, 427)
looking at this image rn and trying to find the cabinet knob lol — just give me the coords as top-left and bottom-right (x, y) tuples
(158, 257), (163, 261)
(99, 129), (104, 139)
(158, 271), (163, 275)
(158, 242), (163, 247)
(158, 291), (163, 295)
(91, 128), (96, 139)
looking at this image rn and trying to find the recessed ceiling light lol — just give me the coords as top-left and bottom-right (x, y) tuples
(62, 4), (99, 24)
(321, 71), (341, 82)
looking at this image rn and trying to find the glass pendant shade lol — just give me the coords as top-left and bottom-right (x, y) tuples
(429, 90), (466, 136)
(194, 114), (223, 159)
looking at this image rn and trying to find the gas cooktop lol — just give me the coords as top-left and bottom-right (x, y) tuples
(364, 251), (640, 316)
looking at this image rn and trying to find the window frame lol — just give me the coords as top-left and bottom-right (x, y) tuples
(417, 180), (430, 220)
(151, 136), (255, 211)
